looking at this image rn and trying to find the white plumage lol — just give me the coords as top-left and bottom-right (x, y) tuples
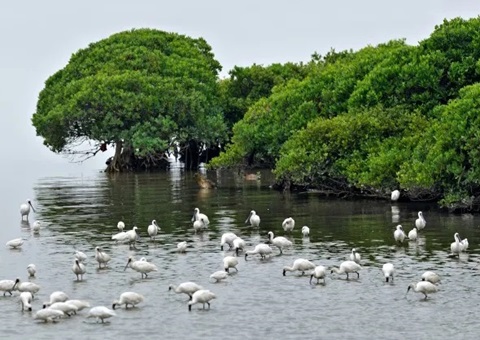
(408, 227), (418, 241)
(382, 263), (395, 282)
(301, 226), (310, 237)
(65, 300), (91, 312)
(177, 241), (188, 253)
(20, 292), (33, 311)
(210, 271), (228, 282)
(267, 231), (292, 254)
(415, 211), (426, 230)
(117, 221), (125, 231)
(244, 243), (273, 260)
(391, 190), (400, 201)
(47, 302), (78, 316)
(72, 259), (86, 281)
(450, 232), (463, 255)
(223, 256), (239, 273)
(95, 247), (111, 268)
(407, 281), (438, 299)
(394, 225), (406, 243)
(125, 226), (140, 247)
(283, 258), (316, 276)
(310, 265), (327, 284)
(147, 220), (160, 240)
(220, 232), (238, 250)
(188, 289), (216, 311)
(27, 264), (36, 277)
(233, 237), (246, 255)
(20, 199), (35, 221)
(87, 306), (116, 323)
(245, 210), (261, 227)
(124, 257), (158, 278)
(282, 217), (295, 233)
(331, 261), (362, 279)
(15, 279), (41, 297)
(112, 292), (144, 309)
(192, 208), (210, 226)
(44, 291), (69, 306)
(421, 271), (440, 284)
(34, 308), (64, 322)
(32, 220), (41, 234)
(75, 251), (87, 263)
(349, 248), (361, 264)
(169, 282), (203, 299)
(6, 238), (24, 249)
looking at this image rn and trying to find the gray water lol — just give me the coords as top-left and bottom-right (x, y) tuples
(1, 163), (480, 339)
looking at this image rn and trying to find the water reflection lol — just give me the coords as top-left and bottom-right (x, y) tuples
(1, 166), (480, 338)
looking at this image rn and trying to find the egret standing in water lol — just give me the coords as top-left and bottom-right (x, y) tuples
(20, 199), (35, 221)
(245, 210), (261, 227)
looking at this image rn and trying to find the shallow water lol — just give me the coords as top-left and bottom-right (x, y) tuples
(1, 164), (480, 339)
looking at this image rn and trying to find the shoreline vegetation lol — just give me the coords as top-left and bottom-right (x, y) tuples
(32, 17), (480, 212)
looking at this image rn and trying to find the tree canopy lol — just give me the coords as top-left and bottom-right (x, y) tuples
(32, 28), (226, 171)
(210, 16), (480, 211)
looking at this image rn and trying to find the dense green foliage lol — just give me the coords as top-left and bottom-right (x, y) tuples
(211, 16), (480, 210)
(32, 28), (226, 171)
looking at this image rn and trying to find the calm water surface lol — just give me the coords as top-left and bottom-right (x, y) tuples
(1, 163), (480, 339)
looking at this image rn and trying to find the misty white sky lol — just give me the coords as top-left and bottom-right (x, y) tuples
(1, 0), (479, 175)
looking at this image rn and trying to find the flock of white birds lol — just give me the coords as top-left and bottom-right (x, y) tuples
(3, 192), (465, 323)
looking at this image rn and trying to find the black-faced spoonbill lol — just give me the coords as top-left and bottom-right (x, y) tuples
(349, 248), (361, 264)
(193, 217), (207, 233)
(223, 256), (239, 273)
(44, 291), (69, 306)
(331, 261), (362, 279)
(65, 300), (91, 313)
(450, 232), (463, 255)
(112, 292), (144, 309)
(394, 225), (406, 243)
(415, 211), (426, 230)
(72, 259), (86, 281)
(267, 231), (292, 254)
(245, 210), (260, 227)
(117, 221), (125, 231)
(86, 306), (116, 323)
(95, 247), (111, 268)
(310, 265), (327, 284)
(408, 227), (418, 241)
(244, 243), (273, 260)
(27, 264), (36, 277)
(147, 220), (160, 240)
(210, 271), (228, 282)
(192, 208), (210, 226)
(301, 226), (310, 237)
(382, 263), (395, 282)
(125, 226), (140, 248)
(220, 232), (237, 250)
(75, 251), (87, 263)
(283, 258), (316, 276)
(282, 217), (295, 233)
(34, 308), (64, 322)
(32, 220), (41, 234)
(391, 190), (400, 201)
(15, 279), (40, 297)
(20, 199), (35, 221)
(407, 281), (438, 299)
(0, 279), (17, 296)
(233, 237), (246, 256)
(188, 289), (216, 311)
(124, 257), (158, 278)
(421, 271), (440, 284)
(6, 238), (24, 249)
(20, 292), (33, 311)
(46, 302), (78, 317)
(177, 241), (188, 253)
(169, 282), (203, 300)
